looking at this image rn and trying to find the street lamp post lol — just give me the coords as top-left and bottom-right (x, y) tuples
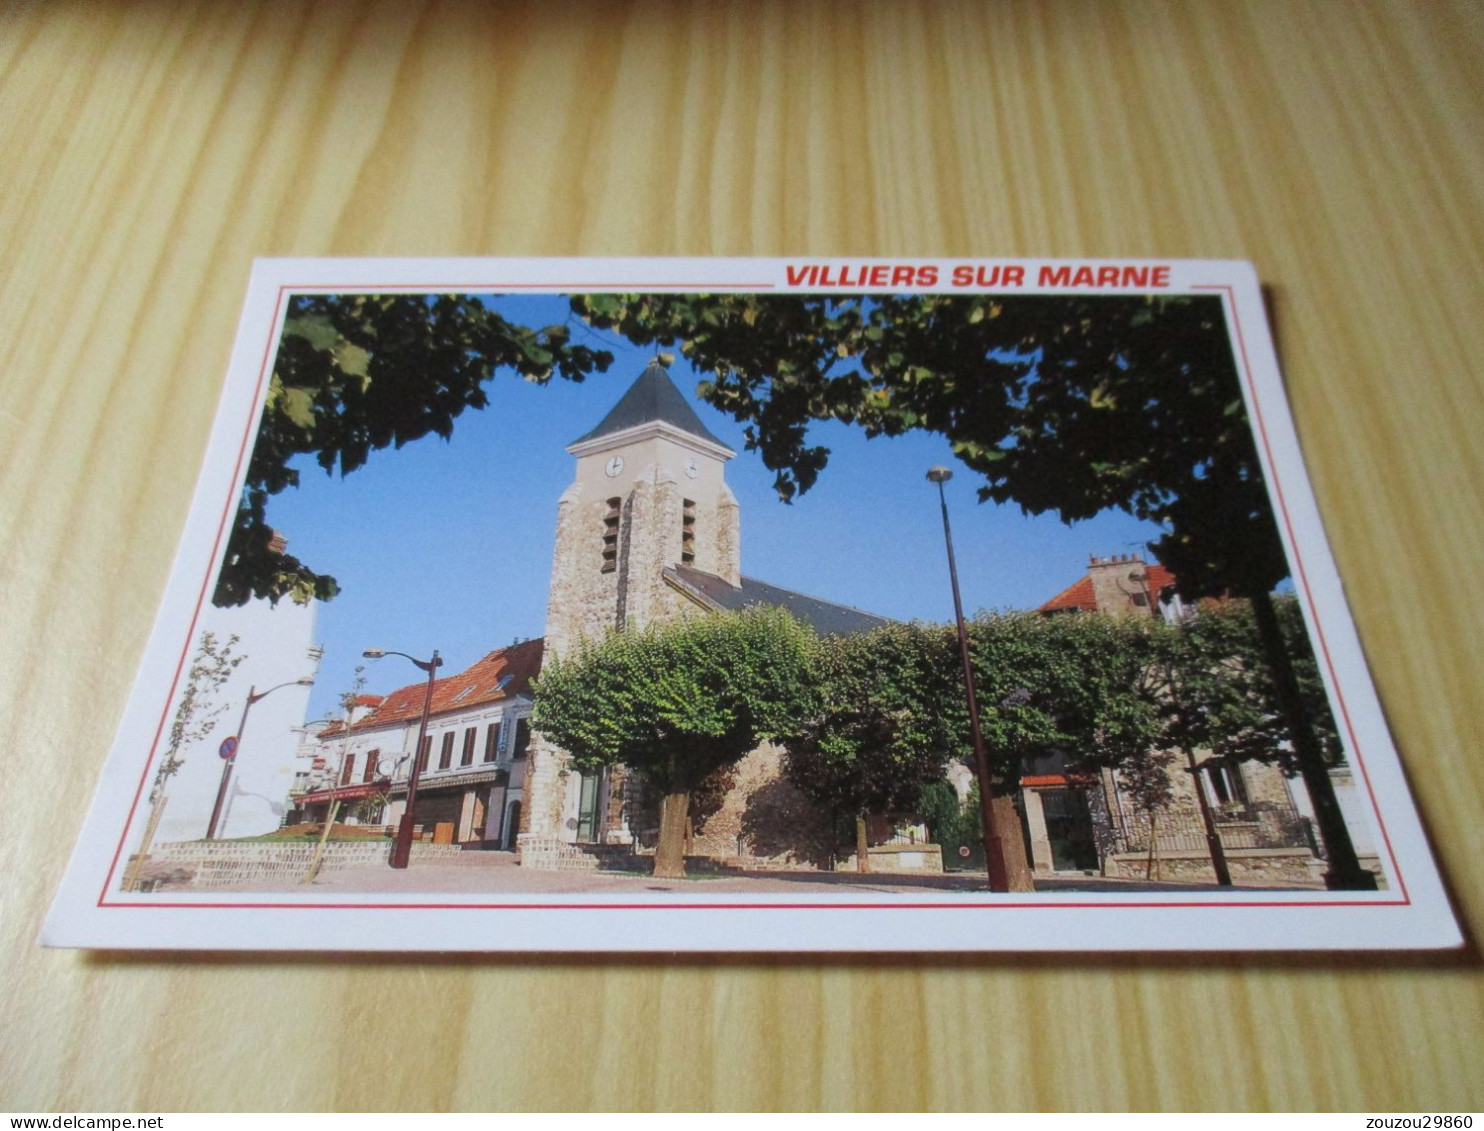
(364, 647), (442, 869)
(206, 676), (314, 840)
(927, 466), (1030, 894)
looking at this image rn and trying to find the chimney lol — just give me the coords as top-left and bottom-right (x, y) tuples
(1086, 552), (1151, 617)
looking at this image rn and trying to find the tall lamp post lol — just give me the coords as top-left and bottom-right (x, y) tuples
(363, 647), (442, 869)
(206, 676), (315, 840)
(927, 466), (1032, 894)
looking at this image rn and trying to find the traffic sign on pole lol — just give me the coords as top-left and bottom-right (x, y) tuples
(218, 735), (239, 760)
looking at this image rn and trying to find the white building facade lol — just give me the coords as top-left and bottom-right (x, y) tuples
(294, 639), (541, 848)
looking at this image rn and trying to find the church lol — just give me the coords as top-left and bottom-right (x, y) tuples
(517, 359), (892, 870)
(295, 360), (893, 870)
(292, 360), (1359, 887)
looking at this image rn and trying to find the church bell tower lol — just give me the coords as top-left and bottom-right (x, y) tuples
(541, 359), (740, 657)
(521, 361), (740, 851)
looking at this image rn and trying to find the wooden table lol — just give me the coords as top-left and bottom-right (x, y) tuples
(2, 1), (1480, 1112)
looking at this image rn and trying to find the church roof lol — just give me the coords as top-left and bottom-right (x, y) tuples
(569, 361), (729, 449)
(665, 564), (893, 637)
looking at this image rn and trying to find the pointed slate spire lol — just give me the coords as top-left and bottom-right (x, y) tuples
(569, 360), (728, 449)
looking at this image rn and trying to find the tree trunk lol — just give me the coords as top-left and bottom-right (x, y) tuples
(992, 793), (1036, 892)
(122, 794), (168, 892)
(855, 814), (872, 873)
(653, 789), (691, 879)
(1145, 810), (1159, 881)
(301, 799), (341, 885)
(1184, 748), (1233, 886)
(1248, 589), (1376, 890)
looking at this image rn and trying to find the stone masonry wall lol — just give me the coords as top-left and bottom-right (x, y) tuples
(687, 744), (838, 870)
(519, 736), (570, 843)
(541, 482), (620, 661)
(1238, 760), (1296, 809)
(715, 483), (741, 587)
(514, 835), (600, 870)
(1088, 554), (1151, 616)
(141, 840), (463, 889)
(1104, 847), (1323, 887)
(525, 478), (623, 840)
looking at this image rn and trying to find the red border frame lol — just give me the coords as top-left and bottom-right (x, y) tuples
(98, 274), (1410, 913)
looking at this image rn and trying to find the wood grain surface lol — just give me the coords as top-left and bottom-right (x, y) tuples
(2, 0), (1482, 1113)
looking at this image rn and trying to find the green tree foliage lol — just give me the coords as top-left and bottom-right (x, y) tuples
(1277, 595), (1345, 768)
(782, 613), (1167, 869)
(782, 622), (965, 825)
(918, 779), (982, 870)
(214, 295), (614, 607)
(969, 610), (1163, 882)
(573, 291), (1373, 887)
(966, 611), (1165, 784)
(531, 608), (817, 878)
(572, 292), (1282, 600)
(1160, 595), (1343, 774)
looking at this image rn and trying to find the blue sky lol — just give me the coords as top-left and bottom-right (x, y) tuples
(265, 295), (1167, 721)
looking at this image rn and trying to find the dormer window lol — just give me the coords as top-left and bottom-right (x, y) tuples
(681, 499), (696, 565)
(601, 496), (621, 573)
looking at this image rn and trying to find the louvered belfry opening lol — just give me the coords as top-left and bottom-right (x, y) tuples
(681, 498), (696, 565)
(601, 496), (621, 573)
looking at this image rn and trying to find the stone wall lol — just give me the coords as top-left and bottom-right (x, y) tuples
(837, 843), (945, 874)
(520, 736), (570, 843)
(1087, 554), (1153, 616)
(514, 835), (600, 871)
(686, 744), (839, 870)
(542, 481), (620, 661)
(1103, 847), (1324, 887)
(1238, 760), (1296, 809)
(715, 483), (741, 586)
(141, 840), (462, 890)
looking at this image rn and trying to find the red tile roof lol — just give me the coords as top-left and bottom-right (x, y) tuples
(330, 638), (545, 735)
(1037, 560), (1177, 615)
(1144, 564), (1176, 604)
(1039, 576), (1098, 614)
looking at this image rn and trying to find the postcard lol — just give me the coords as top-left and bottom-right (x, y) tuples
(42, 257), (1460, 951)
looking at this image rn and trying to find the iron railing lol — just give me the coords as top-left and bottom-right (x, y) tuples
(1097, 802), (1316, 857)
